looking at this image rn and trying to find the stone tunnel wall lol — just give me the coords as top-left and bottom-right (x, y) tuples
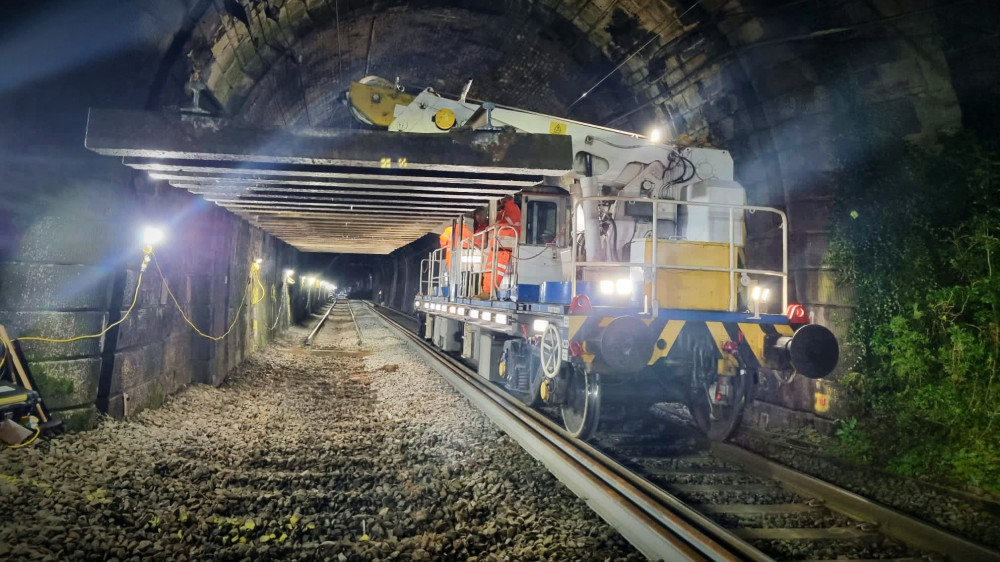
(369, 235), (439, 313)
(0, 0), (313, 430)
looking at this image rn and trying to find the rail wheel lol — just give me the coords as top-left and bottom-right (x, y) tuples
(689, 368), (749, 441)
(561, 367), (600, 440)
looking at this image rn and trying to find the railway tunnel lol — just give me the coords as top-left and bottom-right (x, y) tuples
(1, 0), (999, 560)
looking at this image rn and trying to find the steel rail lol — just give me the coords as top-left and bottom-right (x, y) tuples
(304, 299), (336, 345)
(369, 304), (1000, 562)
(346, 300), (364, 347)
(365, 302), (767, 562)
(712, 443), (1000, 562)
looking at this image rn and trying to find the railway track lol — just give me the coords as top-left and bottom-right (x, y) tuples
(363, 302), (1000, 562)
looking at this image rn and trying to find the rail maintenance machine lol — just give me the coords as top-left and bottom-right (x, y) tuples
(350, 77), (839, 441)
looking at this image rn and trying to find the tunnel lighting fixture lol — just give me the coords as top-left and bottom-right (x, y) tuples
(495, 313), (508, 325)
(649, 128), (663, 143)
(284, 269), (294, 277)
(481, 311), (492, 322)
(303, 276), (313, 284)
(532, 319), (548, 333)
(469, 309), (480, 319)
(141, 226), (165, 247)
(457, 307), (466, 315)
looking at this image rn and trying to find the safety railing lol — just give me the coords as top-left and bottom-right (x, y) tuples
(459, 224), (519, 300)
(571, 195), (787, 315)
(421, 224), (521, 301)
(421, 247), (447, 298)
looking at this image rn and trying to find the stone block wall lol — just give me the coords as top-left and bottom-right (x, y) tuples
(0, 0), (311, 430)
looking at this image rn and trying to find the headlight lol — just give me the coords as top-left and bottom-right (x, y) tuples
(599, 280), (615, 294)
(495, 313), (508, 325)
(470, 309), (480, 319)
(532, 319), (549, 333)
(616, 278), (632, 295)
(482, 311), (492, 322)
(457, 307), (466, 315)
(600, 278), (631, 296)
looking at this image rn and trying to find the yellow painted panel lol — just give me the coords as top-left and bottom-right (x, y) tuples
(649, 320), (684, 363)
(349, 82), (415, 127)
(775, 324), (794, 337)
(643, 240), (738, 310)
(738, 322), (767, 362)
(705, 322), (732, 354)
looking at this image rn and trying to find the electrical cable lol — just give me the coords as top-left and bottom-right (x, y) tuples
(270, 283), (287, 331)
(18, 256), (147, 345)
(3, 426), (40, 449)
(152, 252), (252, 341)
(251, 267), (267, 305)
(0, 338), (7, 375)
(608, 216), (620, 261)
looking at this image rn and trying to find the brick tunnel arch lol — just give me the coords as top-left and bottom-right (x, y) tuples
(0, 0), (974, 428)
(158, 0), (962, 332)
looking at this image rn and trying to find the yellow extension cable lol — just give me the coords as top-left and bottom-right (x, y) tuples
(17, 257), (146, 345)
(4, 426), (40, 449)
(151, 251), (254, 341)
(251, 265), (266, 305)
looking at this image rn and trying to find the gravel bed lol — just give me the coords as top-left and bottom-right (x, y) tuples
(732, 430), (1000, 549)
(0, 305), (642, 561)
(747, 538), (916, 561)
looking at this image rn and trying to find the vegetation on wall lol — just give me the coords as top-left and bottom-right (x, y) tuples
(828, 129), (1000, 493)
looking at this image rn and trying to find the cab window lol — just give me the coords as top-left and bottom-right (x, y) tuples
(525, 200), (558, 245)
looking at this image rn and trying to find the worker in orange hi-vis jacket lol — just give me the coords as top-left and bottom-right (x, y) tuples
(439, 223), (473, 269)
(482, 195), (521, 296)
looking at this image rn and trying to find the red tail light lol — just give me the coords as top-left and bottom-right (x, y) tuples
(785, 303), (808, 324)
(569, 340), (584, 356)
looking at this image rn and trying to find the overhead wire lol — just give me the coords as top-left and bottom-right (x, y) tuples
(568, 0), (705, 111)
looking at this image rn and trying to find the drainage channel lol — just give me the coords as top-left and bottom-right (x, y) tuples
(366, 302), (1000, 562)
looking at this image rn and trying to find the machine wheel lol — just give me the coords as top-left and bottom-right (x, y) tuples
(539, 323), (563, 379)
(561, 367), (600, 440)
(689, 369), (749, 441)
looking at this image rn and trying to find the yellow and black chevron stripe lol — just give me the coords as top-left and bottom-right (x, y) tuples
(568, 314), (794, 370)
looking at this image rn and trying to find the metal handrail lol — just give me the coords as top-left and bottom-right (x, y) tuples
(571, 195), (788, 316)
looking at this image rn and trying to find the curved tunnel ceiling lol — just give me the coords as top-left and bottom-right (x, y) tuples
(139, 0), (675, 253)
(140, 0), (968, 276)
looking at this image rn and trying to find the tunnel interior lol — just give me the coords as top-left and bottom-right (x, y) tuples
(0, 0), (995, 432)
